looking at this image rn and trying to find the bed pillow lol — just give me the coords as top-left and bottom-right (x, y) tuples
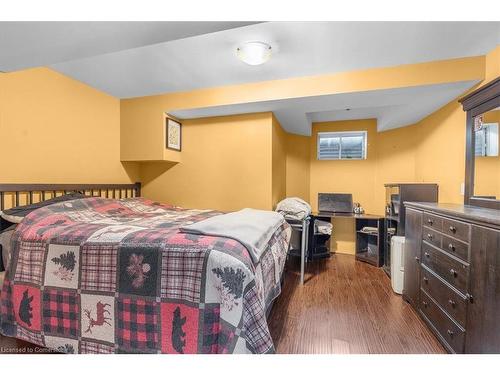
(0, 224), (16, 272)
(0, 192), (86, 224)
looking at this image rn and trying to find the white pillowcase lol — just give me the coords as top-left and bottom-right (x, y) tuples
(0, 210), (23, 224)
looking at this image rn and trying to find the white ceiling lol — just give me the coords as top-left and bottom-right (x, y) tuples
(46, 21), (500, 98)
(170, 80), (479, 134)
(0, 21), (257, 71)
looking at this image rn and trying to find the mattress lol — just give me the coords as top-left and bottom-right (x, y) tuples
(0, 197), (291, 354)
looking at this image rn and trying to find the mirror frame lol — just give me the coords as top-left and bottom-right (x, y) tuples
(459, 76), (500, 210)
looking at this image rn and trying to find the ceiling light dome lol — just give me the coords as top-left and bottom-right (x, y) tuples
(236, 41), (272, 66)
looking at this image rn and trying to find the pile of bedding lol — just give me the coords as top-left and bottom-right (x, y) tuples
(0, 197), (291, 354)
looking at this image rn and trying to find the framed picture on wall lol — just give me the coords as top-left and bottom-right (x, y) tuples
(166, 117), (182, 151)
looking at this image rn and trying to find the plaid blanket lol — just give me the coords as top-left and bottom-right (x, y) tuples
(0, 198), (291, 354)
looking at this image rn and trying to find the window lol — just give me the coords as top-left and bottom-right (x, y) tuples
(317, 131), (367, 160)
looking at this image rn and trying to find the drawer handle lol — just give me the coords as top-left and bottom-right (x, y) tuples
(449, 226), (457, 233)
(415, 256), (420, 263)
(466, 293), (474, 304)
(448, 299), (456, 308)
(422, 301), (428, 308)
(427, 219), (433, 225)
(450, 269), (457, 278)
(423, 277), (429, 283)
(447, 329), (454, 337)
(424, 252), (430, 258)
(448, 243), (456, 252)
(427, 233), (434, 240)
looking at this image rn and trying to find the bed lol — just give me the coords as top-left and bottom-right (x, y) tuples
(0, 183), (291, 354)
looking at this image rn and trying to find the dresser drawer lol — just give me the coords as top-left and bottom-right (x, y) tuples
(421, 242), (469, 294)
(423, 213), (443, 231)
(420, 290), (465, 353)
(422, 227), (442, 248)
(442, 217), (470, 243)
(421, 266), (467, 328)
(441, 233), (469, 262)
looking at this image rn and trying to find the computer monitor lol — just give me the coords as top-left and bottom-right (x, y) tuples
(318, 193), (353, 213)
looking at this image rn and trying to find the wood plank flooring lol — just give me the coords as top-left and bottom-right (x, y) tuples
(1, 254), (445, 354)
(268, 254), (446, 354)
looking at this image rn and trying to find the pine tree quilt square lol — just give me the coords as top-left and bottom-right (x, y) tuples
(204, 250), (251, 327)
(116, 297), (158, 351)
(44, 335), (79, 354)
(80, 294), (115, 343)
(44, 244), (80, 289)
(12, 284), (41, 331)
(42, 289), (79, 338)
(118, 247), (159, 297)
(160, 302), (199, 354)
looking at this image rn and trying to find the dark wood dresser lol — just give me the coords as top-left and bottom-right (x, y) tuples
(403, 202), (500, 353)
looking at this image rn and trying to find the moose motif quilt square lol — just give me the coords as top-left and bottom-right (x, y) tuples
(160, 302), (199, 354)
(81, 294), (115, 343)
(44, 244), (80, 289)
(42, 289), (79, 338)
(12, 284), (41, 331)
(116, 297), (158, 351)
(118, 247), (160, 297)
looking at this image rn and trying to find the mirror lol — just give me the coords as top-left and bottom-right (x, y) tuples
(473, 107), (500, 200)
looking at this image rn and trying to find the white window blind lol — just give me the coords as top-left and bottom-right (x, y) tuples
(317, 131), (367, 160)
(475, 123), (499, 157)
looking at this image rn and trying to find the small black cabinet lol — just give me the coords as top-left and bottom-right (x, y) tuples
(355, 216), (385, 267)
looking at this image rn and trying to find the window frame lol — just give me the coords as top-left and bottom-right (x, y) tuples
(317, 130), (368, 160)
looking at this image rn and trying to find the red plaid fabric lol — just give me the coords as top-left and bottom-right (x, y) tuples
(42, 289), (79, 338)
(160, 248), (205, 302)
(16, 326), (44, 346)
(242, 285), (273, 354)
(117, 298), (158, 351)
(80, 244), (117, 292)
(80, 340), (115, 354)
(14, 241), (46, 284)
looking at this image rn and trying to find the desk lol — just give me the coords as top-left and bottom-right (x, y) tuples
(311, 212), (385, 267)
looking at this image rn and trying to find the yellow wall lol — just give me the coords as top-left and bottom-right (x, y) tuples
(0, 68), (138, 184)
(140, 113), (275, 212)
(271, 115), (287, 209)
(284, 133), (310, 201)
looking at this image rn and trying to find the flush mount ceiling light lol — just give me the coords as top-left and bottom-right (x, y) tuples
(236, 41), (272, 66)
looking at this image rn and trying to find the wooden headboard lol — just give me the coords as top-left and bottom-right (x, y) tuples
(0, 182), (141, 272)
(0, 182), (141, 211)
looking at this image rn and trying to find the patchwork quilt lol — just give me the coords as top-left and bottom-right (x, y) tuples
(0, 198), (291, 354)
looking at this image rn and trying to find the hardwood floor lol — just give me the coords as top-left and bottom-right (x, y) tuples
(1, 254), (445, 354)
(268, 254), (446, 354)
